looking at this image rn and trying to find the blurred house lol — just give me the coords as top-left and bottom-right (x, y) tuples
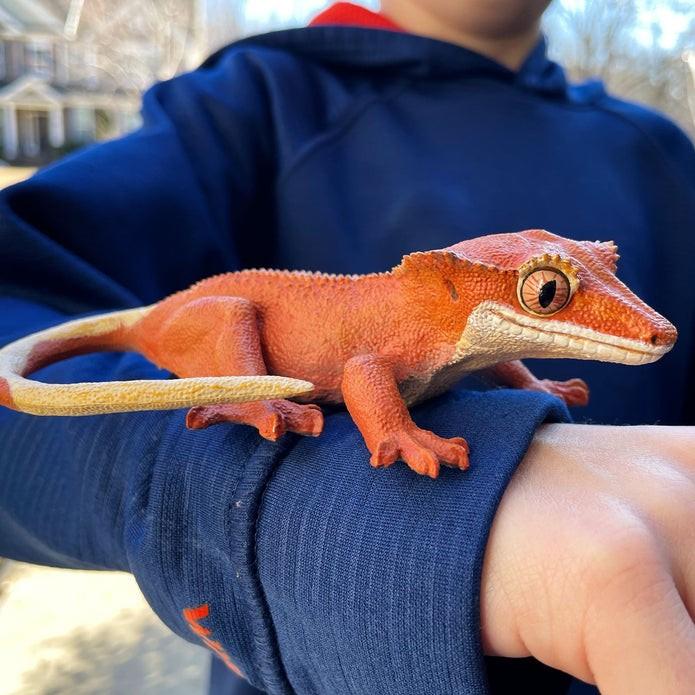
(0, 0), (142, 164)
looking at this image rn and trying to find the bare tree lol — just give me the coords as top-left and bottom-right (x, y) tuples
(686, 50), (695, 128)
(545, 0), (695, 139)
(87, 0), (195, 87)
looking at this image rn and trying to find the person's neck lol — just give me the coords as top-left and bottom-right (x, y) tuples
(379, 0), (540, 71)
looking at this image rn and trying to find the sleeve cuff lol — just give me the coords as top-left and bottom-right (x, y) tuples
(255, 389), (570, 694)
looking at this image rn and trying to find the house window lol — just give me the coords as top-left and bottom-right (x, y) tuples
(25, 41), (53, 78)
(70, 107), (94, 143)
(19, 111), (43, 157)
(0, 43), (6, 80)
(26, 113), (41, 156)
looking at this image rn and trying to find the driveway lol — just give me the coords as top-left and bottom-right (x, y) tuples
(0, 562), (208, 694)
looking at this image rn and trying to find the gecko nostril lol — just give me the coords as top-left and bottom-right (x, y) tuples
(649, 326), (678, 346)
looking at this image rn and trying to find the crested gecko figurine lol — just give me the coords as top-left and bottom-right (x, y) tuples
(0, 229), (677, 478)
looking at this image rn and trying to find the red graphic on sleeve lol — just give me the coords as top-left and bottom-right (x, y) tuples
(183, 603), (244, 678)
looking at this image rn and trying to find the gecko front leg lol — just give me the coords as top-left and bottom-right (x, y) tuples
(482, 360), (589, 407)
(342, 355), (469, 478)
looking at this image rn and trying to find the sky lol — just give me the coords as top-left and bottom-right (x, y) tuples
(634, 4), (692, 49)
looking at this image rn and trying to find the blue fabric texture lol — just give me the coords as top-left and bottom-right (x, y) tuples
(0, 23), (694, 695)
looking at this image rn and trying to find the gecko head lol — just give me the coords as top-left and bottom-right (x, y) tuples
(400, 229), (677, 365)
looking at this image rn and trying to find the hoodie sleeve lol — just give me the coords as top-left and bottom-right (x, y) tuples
(598, 95), (695, 189)
(0, 48), (276, 582)
(0, 49), (571, 695)
(252, 390), (570, 694)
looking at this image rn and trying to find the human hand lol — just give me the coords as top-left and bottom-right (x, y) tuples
(481, 424), (695, 694)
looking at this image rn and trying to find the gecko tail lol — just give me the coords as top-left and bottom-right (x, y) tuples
(0, 308), (313, 416)
(0, 375), (12, 410)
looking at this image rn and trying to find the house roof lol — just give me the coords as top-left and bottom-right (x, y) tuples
(0, 0), (65, 35)
(0, 73), (62, 104)
(0, 73), (140, 107)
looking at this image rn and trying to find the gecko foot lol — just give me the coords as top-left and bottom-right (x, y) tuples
(186, 400), (324, 441)
(534, 378), (590, 407)
(371, 427), (469, 479)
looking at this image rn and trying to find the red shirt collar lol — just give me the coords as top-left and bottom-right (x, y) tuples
(309, 2), (402, 32)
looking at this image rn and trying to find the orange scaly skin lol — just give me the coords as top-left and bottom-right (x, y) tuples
(0, 230), (677, 478)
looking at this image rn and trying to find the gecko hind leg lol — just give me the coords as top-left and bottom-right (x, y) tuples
(137, 295), (323, 440)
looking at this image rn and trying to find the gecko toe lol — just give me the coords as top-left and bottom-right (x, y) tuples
(371, 439), (399, 468)
(538, 378), (590, 407)
(369, 427), (469, 477)
(186, 406), (218, 430)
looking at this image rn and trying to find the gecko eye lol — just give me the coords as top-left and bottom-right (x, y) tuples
(518, 267), (572, 316)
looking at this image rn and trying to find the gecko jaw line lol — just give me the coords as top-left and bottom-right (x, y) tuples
(464, 301), (672, 366)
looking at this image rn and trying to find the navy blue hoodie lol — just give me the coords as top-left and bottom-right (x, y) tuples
(0, 15), (693, 695)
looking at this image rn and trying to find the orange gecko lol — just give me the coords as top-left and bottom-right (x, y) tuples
(0, 229), (677, 478)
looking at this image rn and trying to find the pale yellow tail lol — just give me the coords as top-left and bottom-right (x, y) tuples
(0, 308), (313, 416)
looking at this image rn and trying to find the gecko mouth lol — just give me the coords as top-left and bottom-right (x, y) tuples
(465, 301), (674, 366)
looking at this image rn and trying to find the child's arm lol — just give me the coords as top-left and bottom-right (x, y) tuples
(481, 424), (695, 694)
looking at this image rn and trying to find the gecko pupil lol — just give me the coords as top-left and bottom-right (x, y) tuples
(539, 280), (557, 308)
